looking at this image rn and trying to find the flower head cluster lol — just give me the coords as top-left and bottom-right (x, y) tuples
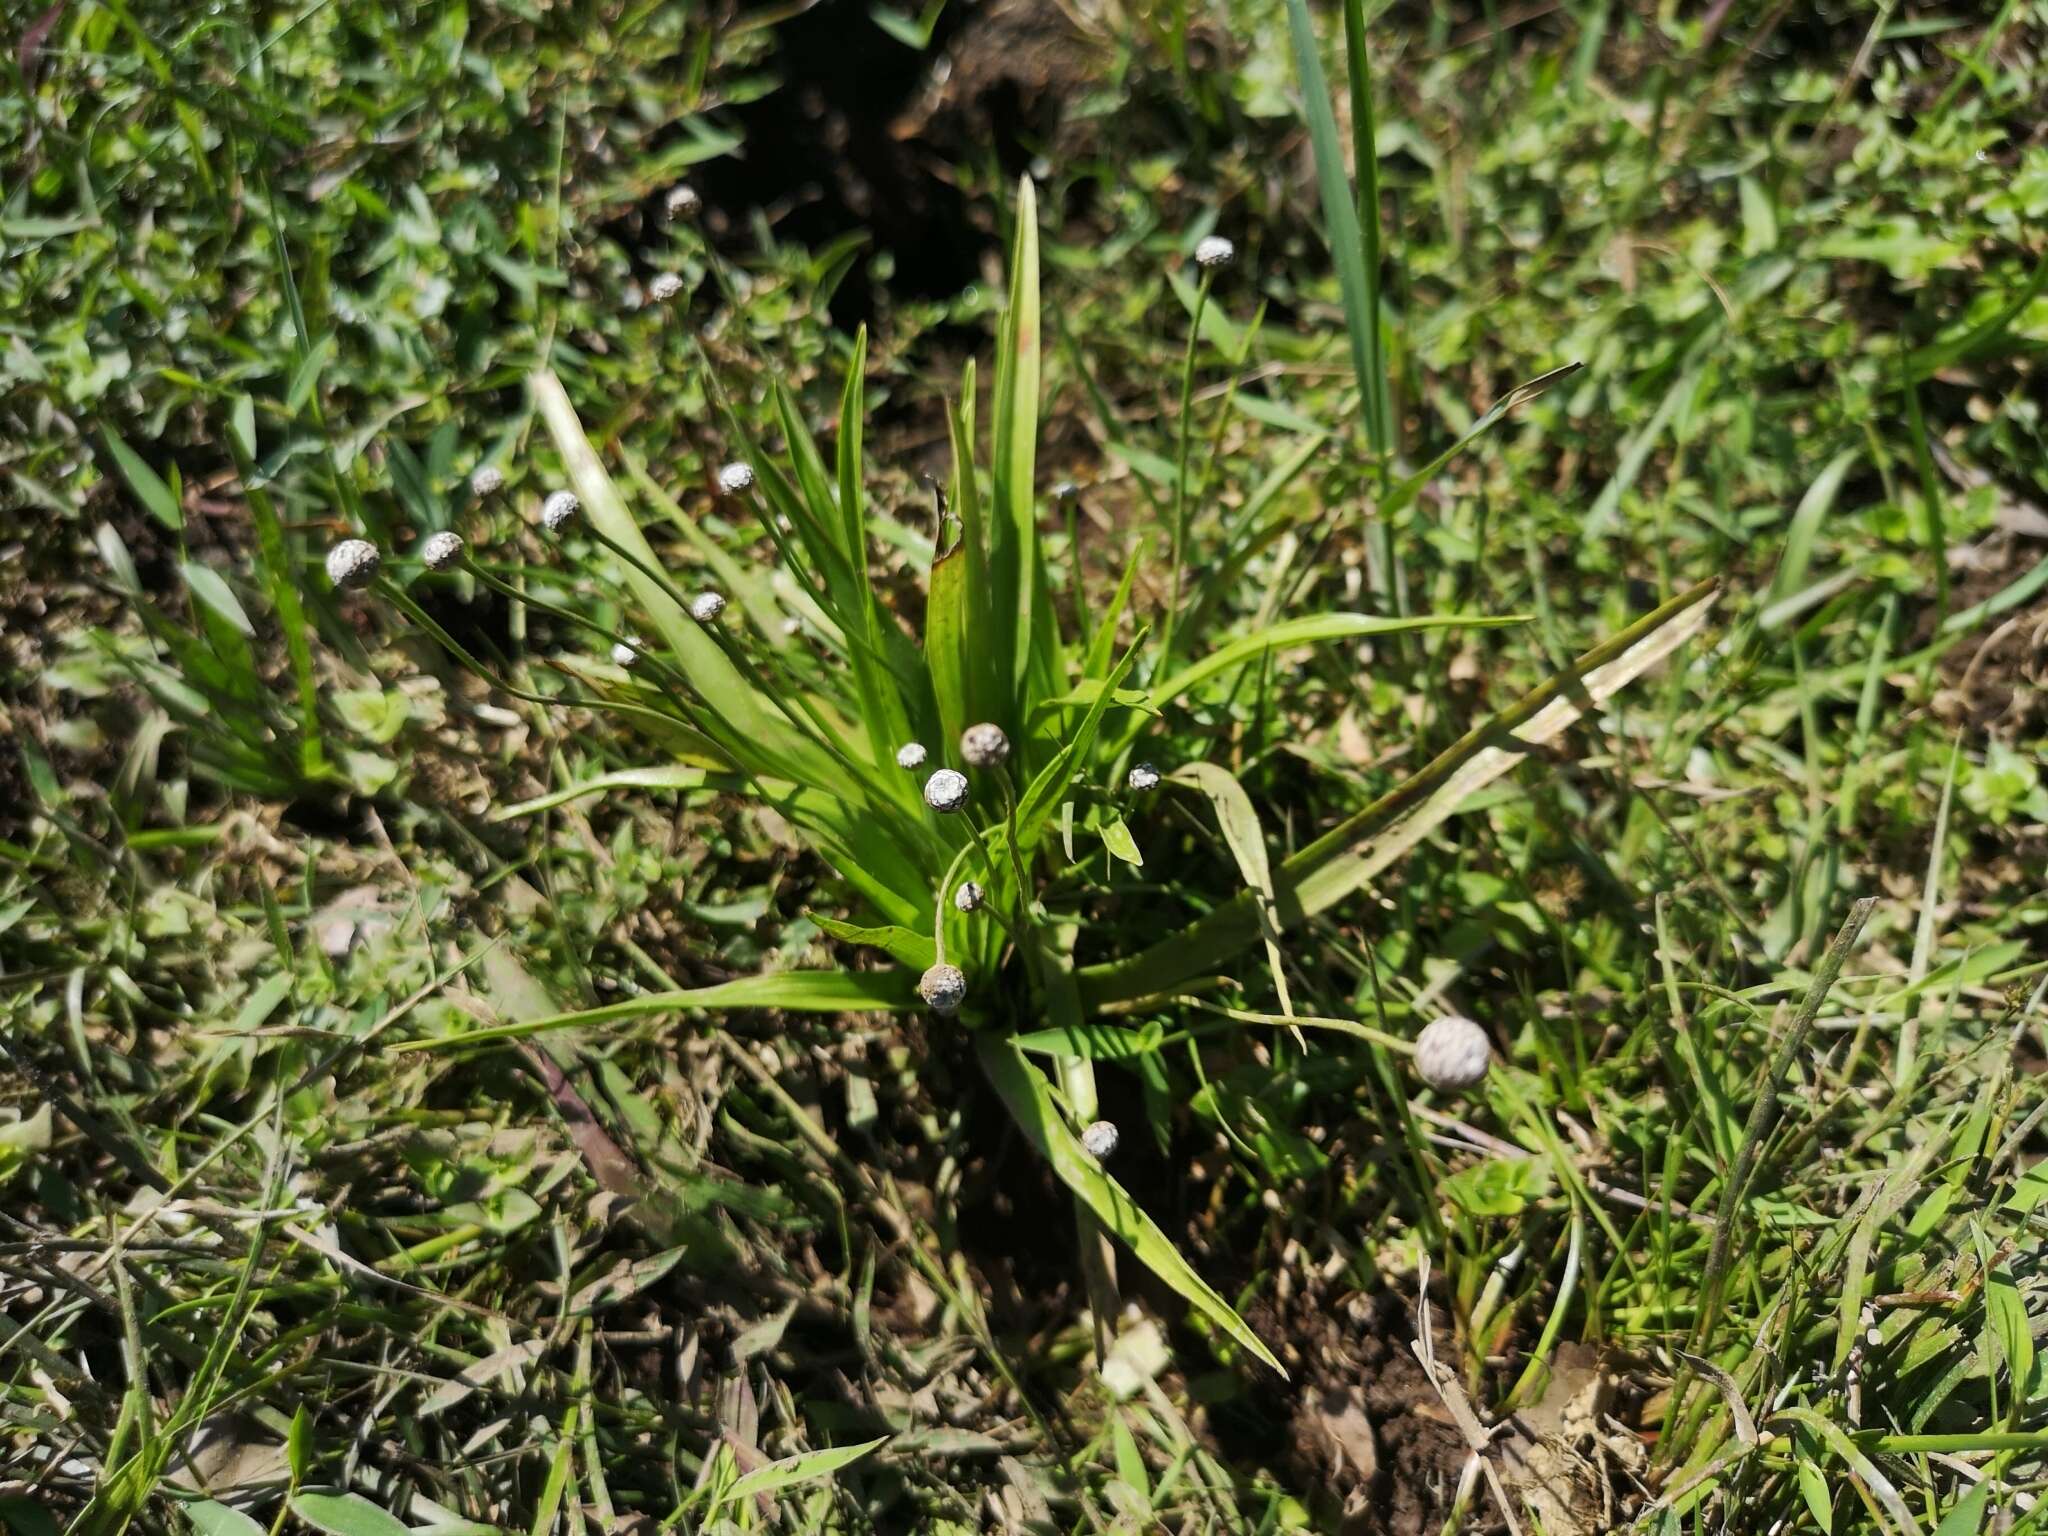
(1127, 762), (1161, 792)
(689, 590), (726, 623)
(896, 741), (928, 770)
(718, 461), (755, 495)
(470, 464), (504, 497)
(1194, 234), (1236, 270)
(960, 722), (1009, 768)
(918, 963), (967, 1014)
(541, 490), (580, 532)
(665, 184), (701, 220)
(325, 539), (380, 590)
(611, 638), (642, 669)
(923, 768), (969, 813)
(1081, 1120), (1120, 1159)
(1414, 1016), (1492, 1093)
(648, 272), (683, 303)
(953, 881), (984, 913)
(421, 532), (465, 572)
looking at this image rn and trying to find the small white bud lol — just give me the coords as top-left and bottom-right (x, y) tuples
(541, 490), (580, 532)
(896, 741), (928, 770)
(718, 461), (755, 494)
(325, 539), (381, 590)
(1081, 1120), (1120, 1159)
(1194, 234), (1236, 270)
(918, 963), (967, 1014)
(1127, 762), (1161, 792)
(689, 590), (726, 623)
(610, 637), (642, 668)
(923, 768), (969, 813)
(665, 184), (701, 220)
(960, 722), (1010, 768)
(420, 532), (465, 571)
(1414, 1016), (1492, 1093)
(469, 464), (504, 497)
(648, 271), (683, 303)
(953, 881), (984, 913)
(781, 615), (803, 636)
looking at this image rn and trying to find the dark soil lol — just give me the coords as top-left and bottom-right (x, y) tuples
(1232, 1284), (1482, 1536)
(1931, 527), (2048, 734)
(695, 0), (1098, 329)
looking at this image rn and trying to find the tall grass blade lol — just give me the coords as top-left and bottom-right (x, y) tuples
(528, 369), (826, 787)
(988, 176), (1056, 717)
(835, 329), (915, 770)
(1340, 0), (1390, 455)
(1283, 0), (1384, 458)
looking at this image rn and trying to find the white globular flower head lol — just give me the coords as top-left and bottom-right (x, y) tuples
(1127, 762), (1162, 792)
(470, 464), (504, 497)
(421, 532), (465, 572)
(1081, 1120), (1120, 1159)
(665, 183), (701, 220)
(648, 271), (683, 303)
(1194, 234), (1237, 270)
(953, 881), (984, 913)
(610, 637), (642, 669)
(923, 768), (969, 813)
(325, 539), (381, 590)
(918, 963), (967, 1014)
(896, 741), (928, 770)
(718, 461), (755, 495)
(541, 490), (580, 532)
(960, 722), (1010, 768)
(689, 590), (726, 623)
(1414, 1016), (1492, 1093)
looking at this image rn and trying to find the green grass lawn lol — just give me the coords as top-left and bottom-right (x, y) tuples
(4, 1), (2046, 1532)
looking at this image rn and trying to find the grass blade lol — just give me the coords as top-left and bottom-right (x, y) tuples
(529, 368), (834, 790)
(717, 1436), (889, 1510)
(1283, 0), (1384, 461)
(1154, 611), (1525, 710)
(102, 431), (181, 532)
(1081, 580), (1720, 1006)
(392, 969), (919, 1052)
(1171, 762), (1293, 1020)
(989, 176), (1050, 714)
(489, 766), (708, 820)
(978, 1035), (1286, 1376)
(1340, 0), (1390, 454)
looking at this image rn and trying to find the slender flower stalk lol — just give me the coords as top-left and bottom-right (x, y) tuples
(1158, 264), (1218, 675)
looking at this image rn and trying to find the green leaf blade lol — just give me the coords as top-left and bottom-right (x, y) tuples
(979, 1037), (1285, 1376)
